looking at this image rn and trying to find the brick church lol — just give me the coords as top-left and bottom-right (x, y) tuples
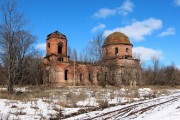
(43, 31), (141, 86)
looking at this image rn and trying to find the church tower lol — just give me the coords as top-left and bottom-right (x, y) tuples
(44, 31), (69, 64)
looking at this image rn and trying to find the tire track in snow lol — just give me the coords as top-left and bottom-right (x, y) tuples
(92, 95), (180, 120)
(65, 91), (180, 120)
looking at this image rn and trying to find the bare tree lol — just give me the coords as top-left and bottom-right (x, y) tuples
(143, 61), (180, 86)
(19, 50), (43, 85)
(88, 33), (104, 62)
(71, 48), (77, 61)
(157, 62), (180, 86)
(0, 0), (35, 94)
(105, 59), (118, 86)
(79, 52), (83, 62)
(67, 45), (72, 58)
(121, 66), (133, 85)
(82, 49), (89, 63)
(151, 56), (161, 85)
(77, 33), (105, 86)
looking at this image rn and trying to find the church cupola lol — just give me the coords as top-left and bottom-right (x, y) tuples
(102, 32), (133, 59)
(44, 31), (69, 63)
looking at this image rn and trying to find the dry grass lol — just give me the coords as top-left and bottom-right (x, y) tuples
(0, 85), (175, 111)
(97, 99), (109, 109)
(10, 105), (17, 108)
(11, 111), (26, 116)
(140, 85), (180, 90)
(66, 91), (88, 107)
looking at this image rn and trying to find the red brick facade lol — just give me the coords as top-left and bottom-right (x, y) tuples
(43, 31), (141, 86)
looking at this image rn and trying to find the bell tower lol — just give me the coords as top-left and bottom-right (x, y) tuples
(44, 31), (69, 63)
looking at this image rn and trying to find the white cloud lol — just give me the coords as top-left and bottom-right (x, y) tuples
(132, 47), (163, 61)
(36, 43), (46, 51)
(93, 8), (116, 18)
(93, 0), (134, 18)
(103, 18), (162, 41)
(158, 27), (176, 37)
(117, 0), (134, 16)
(91, 24), (106, 33)
(174, 0), (180, 6)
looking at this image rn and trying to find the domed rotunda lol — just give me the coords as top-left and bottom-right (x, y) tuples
(102, 32), (133, 59)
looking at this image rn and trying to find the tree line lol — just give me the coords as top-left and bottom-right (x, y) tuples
(142, 57), (180, 86)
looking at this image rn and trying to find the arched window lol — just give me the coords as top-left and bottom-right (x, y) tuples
(89, 73), (91, 81)
(58, 43), (63, 54)
(80, 74), (83, 81)
(126, 48), (129, 55)
(48, 42), (50, 48)
(115, 47), (118, 56)
(97, 73), (99, 81)
(65, 69), (68, 80)
(57, 58), (63, 62)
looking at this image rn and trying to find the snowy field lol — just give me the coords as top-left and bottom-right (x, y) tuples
(67, 90), (180, 120)
(0, 86), (179, 119)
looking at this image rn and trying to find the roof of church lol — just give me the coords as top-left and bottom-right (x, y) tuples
(103, 32), (132, 46)
(47, 31), (66, 40)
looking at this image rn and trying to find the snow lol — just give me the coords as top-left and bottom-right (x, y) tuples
(76, 97), (98, 106)
(0, 86), (180, 119)
(0, 99), (59, 119)
(134, 91), (180, 120)
(66, 90), (180, 120)
(15, 87), (28, 92)
(138, 88), (153, 97)
(63, 108), (81, 116)
(0, 87), (29, 92)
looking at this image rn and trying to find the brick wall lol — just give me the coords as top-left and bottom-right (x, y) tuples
(102, 44), (132, 58)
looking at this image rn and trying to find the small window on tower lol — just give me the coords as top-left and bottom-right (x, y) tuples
(58, 43), (63, 54)
(48, 42), (50, 48)
(115, 47), (118, 56)
(65, 70), (68, 80)
(126, 48), (129, 55)
(57, 58), (63, 62)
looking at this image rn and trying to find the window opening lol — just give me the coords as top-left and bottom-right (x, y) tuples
(65, 70), (68, 80)
(57, 58), (63, 62)
(126, 48), (129, 55)
(80, 74), (83, 81)
(58, 43), (63, 54)
(89, 73), (91, 81)
(97, 73), (99, 81)
(48, 42), (50, 48)
(115, 47), (118, 56)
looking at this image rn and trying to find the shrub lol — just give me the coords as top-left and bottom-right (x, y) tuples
(98, 99), (109, 109)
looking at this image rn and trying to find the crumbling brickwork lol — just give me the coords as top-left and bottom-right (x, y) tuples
(43, 31), (141, 86)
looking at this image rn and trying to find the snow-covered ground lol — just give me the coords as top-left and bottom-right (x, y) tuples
(0, 86), (179, 119)
(66, 90), (180, 120)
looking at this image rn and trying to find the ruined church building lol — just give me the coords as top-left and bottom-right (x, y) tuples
(43, 31), (141, 86)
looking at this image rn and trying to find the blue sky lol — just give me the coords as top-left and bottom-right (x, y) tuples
(12, 0), (180, 67)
